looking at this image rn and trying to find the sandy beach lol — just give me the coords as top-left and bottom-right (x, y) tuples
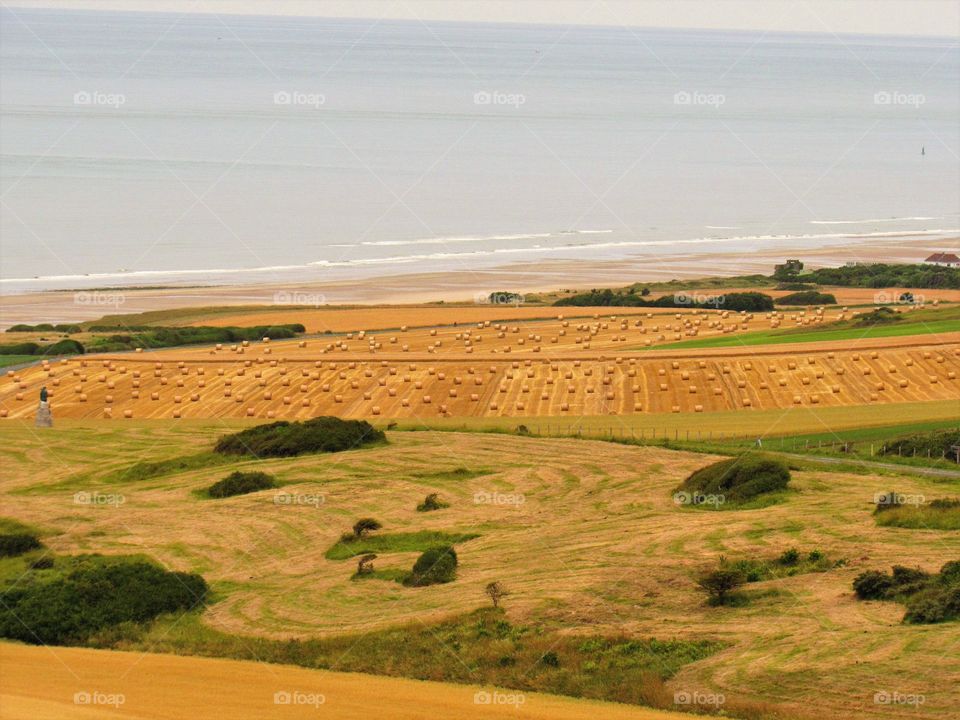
(1, 235), (955, 327)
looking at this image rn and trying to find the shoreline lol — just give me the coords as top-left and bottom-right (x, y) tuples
(0, 235), (956, 326)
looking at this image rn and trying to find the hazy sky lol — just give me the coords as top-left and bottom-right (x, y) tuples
(9, 0), (960, 37)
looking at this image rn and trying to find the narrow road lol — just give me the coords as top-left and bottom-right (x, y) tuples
(777, 452), (960, 479)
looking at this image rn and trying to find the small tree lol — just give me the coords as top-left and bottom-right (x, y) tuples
(697, 569), (746, 606)
(352, 518), (382, 538)
(356, 553), (376, 575)
(416, 493), (448, 512)
(485, 581), (509, 608)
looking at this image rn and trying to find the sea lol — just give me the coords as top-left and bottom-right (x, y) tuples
(1, 7), (958, 292)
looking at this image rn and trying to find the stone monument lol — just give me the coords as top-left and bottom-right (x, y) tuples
(35, 386), (52, 427)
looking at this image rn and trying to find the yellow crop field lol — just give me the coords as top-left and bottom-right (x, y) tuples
(2, 305), (957, 422)
(0, 643), (688, 720)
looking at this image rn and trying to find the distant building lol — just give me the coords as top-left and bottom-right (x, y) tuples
(924, 252), (960, 267)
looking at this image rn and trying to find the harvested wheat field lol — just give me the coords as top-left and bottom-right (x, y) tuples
(0, 643), (686, 720)
(2, 336), (956, 421)
(2, 422), (958, 718)
(179, 288), (960, 333)
(2, 300), (957, 422)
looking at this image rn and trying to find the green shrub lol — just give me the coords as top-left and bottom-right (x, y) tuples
(904, 585), (960, 624)
(696, 569), (746, 606)
(776, 291), (837, 305)
(0, 557), (208, 645)
(880, 430), (960, 460)
(555, 289), (774, 312)
(852, 561), (960, 623)
(352, 518), (382, 538)
(854, 307), (903, 328)
(853, 570), (894, 599)
(42, 339), (84, 355)
(416, 493), (449, 512)
(404, 545), (458, 587)
(6, 324), (81, 333)
(214, 417), (385, 457)
(540, 650), (561, 667)
(778, 548), (800, 566)
(675, 454), (790, 506)
(206, 471), (276, 498)
(0, 342), (40, 356)
(808, 263), (960, 289)
(0, 533), (43, 557)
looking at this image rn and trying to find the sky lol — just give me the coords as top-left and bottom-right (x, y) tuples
(8, 0), (960, 38)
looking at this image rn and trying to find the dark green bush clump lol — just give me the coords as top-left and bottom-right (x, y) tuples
(0, 342), (40, 356)
(0, 533), (43, 557)
(776, 291), (837, 305)
(83, 324), (305, 352)
(675, 454), (791, 506)
(214, 417), (385, 457)
(852, 561), (960, 624)
(853, 307), (903, 328)
(404, 545), (458, 587)
(879, 429), (960, 459)
(206, 471), (276, 498)
(43, 339), (85, 355)
(555, 290), (774, 312)
(0, 557), (208, 645)
(0, 339), (85, 356)
(803, 263), (960, 289)
(6, 323), (81, 333)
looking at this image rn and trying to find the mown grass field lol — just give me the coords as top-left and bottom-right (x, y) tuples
(1, 421), (958, 718)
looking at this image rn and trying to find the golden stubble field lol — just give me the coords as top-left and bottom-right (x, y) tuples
(2, 422), (958, 718)
(181, 288), (960, 333)
(0, 643), (693, 720)
(2, 307), (957, 421)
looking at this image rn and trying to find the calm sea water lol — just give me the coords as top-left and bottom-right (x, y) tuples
(1, 8), (958, 291)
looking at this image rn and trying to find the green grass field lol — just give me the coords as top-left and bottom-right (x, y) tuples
(0, 355), (38, 369)
(652, 317), (960, 350)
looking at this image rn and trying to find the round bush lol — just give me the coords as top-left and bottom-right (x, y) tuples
(0, 533), (43, 558)
(404, 545), (458, 587)
(675, 454), (790, 505)
(206, 471), (276, 498)
(214, 417), (385, 457)
(853, 570), (894, 600)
